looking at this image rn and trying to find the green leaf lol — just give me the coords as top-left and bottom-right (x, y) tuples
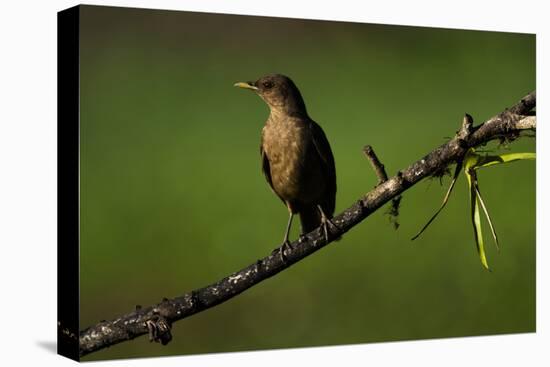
(474, 181), (500, 251)
(464, 148), (480, 171)
(413, 146), (534, 270)
(466, 168), (490, 270)
(476, 152), (536, 169)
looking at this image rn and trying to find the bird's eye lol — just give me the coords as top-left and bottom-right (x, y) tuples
(263, 81), (274, 89)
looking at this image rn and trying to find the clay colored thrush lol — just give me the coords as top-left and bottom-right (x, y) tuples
(234, 74), (338, 260)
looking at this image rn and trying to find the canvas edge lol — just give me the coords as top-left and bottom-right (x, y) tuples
(57, 4), (81, 362)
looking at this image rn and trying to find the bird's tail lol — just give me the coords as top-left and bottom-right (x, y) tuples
(299, 205), (341, 241)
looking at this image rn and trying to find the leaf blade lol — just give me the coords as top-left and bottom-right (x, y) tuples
(477, 152), (536, 169)
(475, 181), (500, 251)
(466, 169), (490, 270)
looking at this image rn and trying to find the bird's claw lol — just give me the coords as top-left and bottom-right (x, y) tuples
(320, 217), (339, 243)
(272, 240), (293, 263)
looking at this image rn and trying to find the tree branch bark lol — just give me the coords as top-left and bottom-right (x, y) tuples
(78, 91), (536, 357)
(363, 145), (389, 185)
(362, 145), (402, 228)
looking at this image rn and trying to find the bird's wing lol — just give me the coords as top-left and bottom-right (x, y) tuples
(260, 144), (273, 189)
(309, 121), (335, 166)
(309, 120), (337, 215)
(260, 133), (285, 204)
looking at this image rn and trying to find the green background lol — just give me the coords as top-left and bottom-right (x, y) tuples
(78, 5), (536, 361)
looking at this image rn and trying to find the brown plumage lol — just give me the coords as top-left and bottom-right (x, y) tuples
(235, 74), (337, 260)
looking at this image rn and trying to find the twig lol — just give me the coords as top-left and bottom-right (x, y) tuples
(363, 145), (388, 185)
(363, 145), (402, 229)
(78, 91), (536, 357)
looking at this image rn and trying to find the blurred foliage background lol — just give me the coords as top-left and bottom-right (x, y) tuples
(78, 5), (535, 361)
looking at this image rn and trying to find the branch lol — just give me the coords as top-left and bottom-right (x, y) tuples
(79, 91), (536, 357)
(363, 145), (402, 228)
(363, 145), (389, 185)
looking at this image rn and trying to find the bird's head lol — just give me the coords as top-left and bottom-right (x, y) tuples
(234, 74), (307, 115)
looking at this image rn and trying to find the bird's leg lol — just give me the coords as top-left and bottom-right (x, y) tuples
(272, 212), (294, 262)
(317, 205), (339, 243)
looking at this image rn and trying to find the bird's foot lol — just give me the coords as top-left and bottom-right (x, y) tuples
(319, 216), (340, 243)
(272, 240), (293, 263)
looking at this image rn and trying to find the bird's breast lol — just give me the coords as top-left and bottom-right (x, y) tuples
(262, 119), (325, 204)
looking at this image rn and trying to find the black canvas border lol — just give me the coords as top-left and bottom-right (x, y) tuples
(57, 5), (80, 362)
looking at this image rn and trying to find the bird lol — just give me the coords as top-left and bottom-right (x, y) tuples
(234, 74), (338, 261)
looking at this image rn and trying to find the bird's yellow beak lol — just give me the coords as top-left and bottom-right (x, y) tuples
(234, 81), (259, 90)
